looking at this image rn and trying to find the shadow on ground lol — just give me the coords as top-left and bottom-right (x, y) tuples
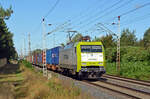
(0, 63), (20, 99)
(0, 64), (19, 74)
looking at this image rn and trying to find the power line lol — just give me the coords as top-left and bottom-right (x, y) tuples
(79, 0), (123, 24)
(99, 0), (135, 21)
(47, 0), (107, 36)
(47, 21), (70, 35)
(70, 0), (123, 32)
(76, 0), (138, 33)
(121, 12), (150, 26)
(120, 2), (150, 17)
(110, 1), (150, 21)
(68, 0), (107, 24)
(41, 0), (116, 39)
(79, 0), (134, 32)
(32, 0), (60, 35)
(44, 0), (60, 18)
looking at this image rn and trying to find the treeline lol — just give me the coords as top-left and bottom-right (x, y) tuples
(93, 28), (150, 63)
(0, 6), (17, 61)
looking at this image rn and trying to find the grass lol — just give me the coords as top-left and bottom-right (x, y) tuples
(106, 61), (150, 81)
(14, 60), (92, 99)
(0, 71), (23, 83)
(20, 60), (33, 70)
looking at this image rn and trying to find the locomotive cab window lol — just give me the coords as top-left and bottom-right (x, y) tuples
(81, 45), (102, 52)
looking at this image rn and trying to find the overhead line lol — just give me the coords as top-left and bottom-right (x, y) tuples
(77, 0), (137, 32)
(70, 0), (123, 31)
(52, 0), (107, 33)
(32, 0), (60, 35)
(44, 0), (60, 18)
(47, 21), (70, 35)
(120, 2), (150, 17)
(80, 0), (134, 31)
(99, 0), (135, 20)
(121, 13), (150, 26)
(109, 1), (150, 21)
(77, 0), (123, 25)
(44, 0), (112, 37)
(69, 0), (106, 24)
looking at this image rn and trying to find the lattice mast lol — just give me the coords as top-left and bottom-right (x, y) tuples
(116, 16), (121, 71)
(42, 18), (47, 77)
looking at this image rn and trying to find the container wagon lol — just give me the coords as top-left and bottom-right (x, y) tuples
(46, 47), (61, 70)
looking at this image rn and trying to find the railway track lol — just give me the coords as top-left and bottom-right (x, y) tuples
(103, 74), (150, 87)
(84, 80), (150, 99)
(92, 74), (150, 99)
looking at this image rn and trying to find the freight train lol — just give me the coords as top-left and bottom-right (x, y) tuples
(26, 41), (106, 79)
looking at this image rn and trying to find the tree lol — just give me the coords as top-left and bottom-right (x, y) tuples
(120, 29), (137, 46)
(32, 49), (42, 55)
(93, 34), (116, 48)
(71, 33), (83, 43)
(136, 39), (144, 47)
(0, 6), (13, 19)
(60, 43), (65, 47)
(0, 5), (16, 62)
(143, 28), (150, 48)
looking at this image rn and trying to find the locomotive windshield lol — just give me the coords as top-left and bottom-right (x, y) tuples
(81, 45), (102, 52)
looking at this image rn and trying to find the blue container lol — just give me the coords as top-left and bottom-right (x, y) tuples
(34, 54), (37, 64)
(51, 46), (61, 65)
(38, 53), (42, 65)
(46, 49), (52, 64)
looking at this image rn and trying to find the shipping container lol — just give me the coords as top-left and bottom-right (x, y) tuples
(51, 46), (61, 65)
(37, 53), (42, 66)
(34, 54), (37, 65)
(46, 49), (52, 65)
(39, 53), (43, 65)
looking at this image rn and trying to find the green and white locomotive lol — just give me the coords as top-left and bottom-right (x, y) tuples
(59, 42), (106, 79)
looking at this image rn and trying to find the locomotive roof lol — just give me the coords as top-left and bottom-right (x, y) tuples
(64, 41), (103, 49)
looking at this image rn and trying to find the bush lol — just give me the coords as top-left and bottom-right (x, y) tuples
(106, 61), (150, 81)
(105, 46), (150, 62)
(20, 60), (33, 70)
(122, 47), (149, 62)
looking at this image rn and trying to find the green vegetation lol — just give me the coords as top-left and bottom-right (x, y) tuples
(0, 5), (17, 61)
(1, 60), (91, 99)
(105, 46), (150, 81)
(93, 28), (150, 81)
(15, 61), (91, 99)
(0, 71), (23, 83)
(106, 62), (150, 80)
(105, 46), (150, 62)
(21, 60), (33, 70)
(31, 49), (42, 55)
(143, 28), (150, 49)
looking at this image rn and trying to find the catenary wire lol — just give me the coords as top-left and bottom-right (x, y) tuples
(44, 0), (60, 19)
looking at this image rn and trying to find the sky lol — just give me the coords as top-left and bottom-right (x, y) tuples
(1, 0), (150, 55)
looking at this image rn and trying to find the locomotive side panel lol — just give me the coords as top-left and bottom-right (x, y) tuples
(59, 48), (77, 70)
